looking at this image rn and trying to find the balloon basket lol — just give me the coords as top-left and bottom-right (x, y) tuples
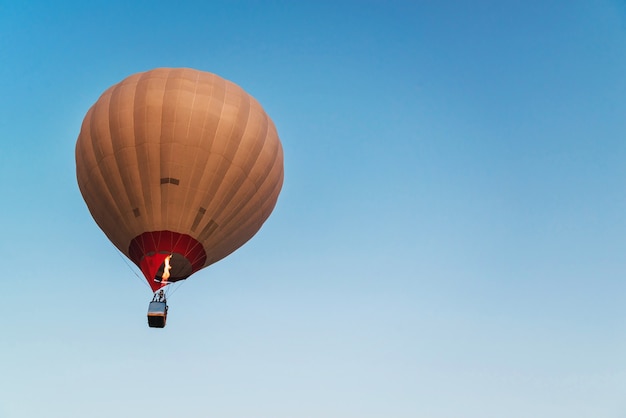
(147, 301), (168, 328)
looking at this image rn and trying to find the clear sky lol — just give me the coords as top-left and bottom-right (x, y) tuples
(1, 1), (626, 417)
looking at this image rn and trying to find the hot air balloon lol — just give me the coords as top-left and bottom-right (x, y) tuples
(75, 68), (284, 327)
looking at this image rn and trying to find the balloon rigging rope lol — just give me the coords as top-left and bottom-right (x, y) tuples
(166, 280), (185, 299)
(113, 245), (151, 291)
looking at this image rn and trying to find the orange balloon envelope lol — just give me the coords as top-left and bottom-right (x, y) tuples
(76, 68), (284, 291)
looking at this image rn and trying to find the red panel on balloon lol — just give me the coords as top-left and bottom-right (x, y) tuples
(128, 231), (207, 291)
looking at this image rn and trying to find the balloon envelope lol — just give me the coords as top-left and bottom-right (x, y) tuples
(76, 68), (284, 291)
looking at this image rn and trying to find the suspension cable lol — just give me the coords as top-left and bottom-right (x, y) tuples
(112, 244), (151, 291)
(165, 279), (186, 299)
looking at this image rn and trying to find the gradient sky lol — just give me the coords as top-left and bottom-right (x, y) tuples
(2, 1), (626, 417)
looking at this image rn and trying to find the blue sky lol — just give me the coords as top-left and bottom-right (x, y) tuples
(2, 1), (626, 417)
